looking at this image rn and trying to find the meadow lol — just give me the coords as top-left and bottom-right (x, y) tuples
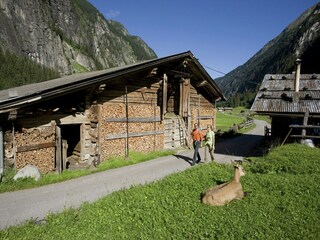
(1, 143), (319, 239)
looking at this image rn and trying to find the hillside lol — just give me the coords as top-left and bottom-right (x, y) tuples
(0, 0), (157, 89)
(216, 3), (320, 100)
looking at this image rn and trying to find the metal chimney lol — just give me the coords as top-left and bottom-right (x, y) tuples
(294, 59), (302, 92)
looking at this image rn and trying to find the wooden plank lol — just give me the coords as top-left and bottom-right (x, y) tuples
(106, 116), (161, 123)
(105, 82), (160, 91)
(98, 105), (102, 159)
(162, 74), (168, 120)
(62, 140), (68, 171)
(55, 126), (62, 174)
(196, 116), (215, 120)
(289, 125), (320, 129)
(302, 110), (309, 138)
(290, 135), (320, 139)
(179, 79), (183, 116)
(105, 130), (164, 140)
(19, 114), (90, 127)
(99, 97), (157, 104)
(17, 141), (55, 153)
(125, 86), (129, 159)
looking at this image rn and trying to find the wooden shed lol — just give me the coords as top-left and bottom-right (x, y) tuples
(251, 60), (320, 145)
(0, 51), (225, 174)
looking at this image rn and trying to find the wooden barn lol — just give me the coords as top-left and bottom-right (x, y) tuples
(251, 60), (320, 145)
(0, 51), (225, 174)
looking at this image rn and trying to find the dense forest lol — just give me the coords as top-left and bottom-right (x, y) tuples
(0, 48), (60, 90)
(217, 90), (257, 108)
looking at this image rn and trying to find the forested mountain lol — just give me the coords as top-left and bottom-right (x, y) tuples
(0, 0), (157, 90)
(216, 3), (320, 106)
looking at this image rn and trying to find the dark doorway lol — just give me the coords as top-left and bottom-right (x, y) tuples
(167, 79), (180, 114)
(60, 124), (81, 168)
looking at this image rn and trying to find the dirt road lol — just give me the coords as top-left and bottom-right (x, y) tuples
(0, 119), (269, 230)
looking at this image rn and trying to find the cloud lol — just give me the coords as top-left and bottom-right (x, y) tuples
(106, 10), (120, 19)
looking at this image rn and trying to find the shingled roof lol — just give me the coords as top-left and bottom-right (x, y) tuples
(251, 73), (320, 114)
(0, 51), (225, 113)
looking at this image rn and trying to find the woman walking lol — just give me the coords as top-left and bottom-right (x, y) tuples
(204, 125), (215, 162)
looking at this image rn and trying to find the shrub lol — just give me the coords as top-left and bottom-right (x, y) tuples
(249, 143), (320, 174)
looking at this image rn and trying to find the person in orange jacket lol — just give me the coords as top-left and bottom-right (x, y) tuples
(191, 123), (204, 166)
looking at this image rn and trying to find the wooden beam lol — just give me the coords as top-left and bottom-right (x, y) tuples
(55, 126), (62, 174)
(106, 116), (161, 123)
(196, 116), (215, 120)
(196, 81), (207, 87)
(125, 86), (129, 159)
(302, 110), (309, 138)
(269, 113), (320, 118)
(170, 70), (192, 78)
(105, 130), (164, 140)
(17, 141), (55, 153)
(290, 135), (320, 139)
(162, 74), (168, 120)
(289, 125), (320, 129)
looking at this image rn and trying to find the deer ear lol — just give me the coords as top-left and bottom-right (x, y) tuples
(231, 160), (239, 168)
(234, 159), (243, 165)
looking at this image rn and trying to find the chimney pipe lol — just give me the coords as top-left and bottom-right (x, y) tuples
(294, 59), (302, 92)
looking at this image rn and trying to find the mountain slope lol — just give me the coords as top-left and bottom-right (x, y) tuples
(216, 3), (320, 98)
(0, 0), (157, 77)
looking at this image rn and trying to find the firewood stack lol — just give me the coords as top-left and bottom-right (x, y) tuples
(15, 126), (55, 173)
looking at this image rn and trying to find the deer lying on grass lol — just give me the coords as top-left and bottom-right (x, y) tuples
(201, 162), (246, 206)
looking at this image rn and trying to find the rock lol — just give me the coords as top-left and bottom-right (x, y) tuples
(0, 0), (156, 76)
(301, 139), (315, 148)
(13, 165), (41, 181)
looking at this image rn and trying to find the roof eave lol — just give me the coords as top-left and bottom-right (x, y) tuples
(0, 51), (226, 113)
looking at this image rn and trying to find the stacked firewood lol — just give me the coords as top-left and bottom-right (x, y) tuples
(16, 148), (55, 173)
(15, 126), (55, 173)
(100, 103), (163, 160)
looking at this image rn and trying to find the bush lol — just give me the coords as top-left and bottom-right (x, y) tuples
(249, 143), (320, 174)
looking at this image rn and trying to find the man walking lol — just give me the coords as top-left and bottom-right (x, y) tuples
(191, 123), (204, 166)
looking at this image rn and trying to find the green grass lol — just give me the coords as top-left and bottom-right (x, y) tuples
(0, 150), (175, 193)
(249, 143), (320, 174)
(251, 114), (271, 124)
(1, 144), (320, 239)
(216, 110), (245, 132)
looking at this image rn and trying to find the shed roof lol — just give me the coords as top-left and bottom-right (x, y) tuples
(251, 73), (320, 115)
(0, 51), (225, 113)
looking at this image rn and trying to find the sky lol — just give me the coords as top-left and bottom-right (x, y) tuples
(87, 0), (319, 79)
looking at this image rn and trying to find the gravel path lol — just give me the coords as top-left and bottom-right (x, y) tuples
(0, 119), (269, 230)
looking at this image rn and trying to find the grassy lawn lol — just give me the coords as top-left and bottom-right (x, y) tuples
(216, 106), (260, 132)
(216, 110), (245, 132)
(1, 144), (319, 239)
(215, 107), (259, 140)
